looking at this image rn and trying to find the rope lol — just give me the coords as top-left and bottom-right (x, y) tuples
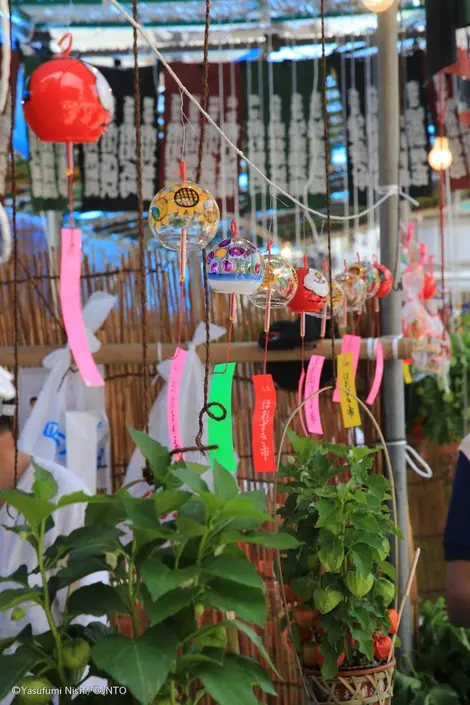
(9, 0), (18, 487)
(320, 0), (335, 374)
(108, 0), (414, 225)
(132, 0), (149, 431)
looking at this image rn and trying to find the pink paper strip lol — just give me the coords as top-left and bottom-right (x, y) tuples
(333, 335), (361, 403)
(297, 368), (308, 436)
(168, 348), (188, 461)
(305, 355), (325, 435)
(366, 341), (384, 406)
(60, 228), (104, 387)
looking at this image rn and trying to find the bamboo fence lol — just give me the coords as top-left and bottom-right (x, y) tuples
(0, 232), (415, 703)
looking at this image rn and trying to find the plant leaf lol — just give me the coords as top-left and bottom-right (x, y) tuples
(127, 427), (170, 484)
(0, 649), (41, 701)
(202, 556), (263, 590)
(145, 587), (199, 626)
(91, 627), (179, 705)
(224, 619), (278, 675)
(202, 580), (266, 627)
(194, 657), (260, 705)
(171, 467), (209, 494)
(0, 588), (41, 613)
(349, 543), (374, 579)
(227, 654), (277, 695)
(350, 625), (373, 662)
(32, 463), (58, 501)
(0, 490), (54, 525)
(213, 462), (239, 501)
(154, 490), (192, 517)
(221, 530), (302, 550)
(67, 584), (127, 617)
(379, 561), (396, 581)
(141, 557), (198, 601)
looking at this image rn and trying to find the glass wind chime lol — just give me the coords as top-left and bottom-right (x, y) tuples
(23, 34), (114, 388)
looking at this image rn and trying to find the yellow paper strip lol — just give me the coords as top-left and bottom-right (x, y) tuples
(403, 362), (413, 384)
(337, 352), (361, 428)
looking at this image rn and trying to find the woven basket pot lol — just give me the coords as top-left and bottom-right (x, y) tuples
(305, 660), (395, 705)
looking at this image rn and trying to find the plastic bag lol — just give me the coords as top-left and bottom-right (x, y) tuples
(18, 292), (116, 492)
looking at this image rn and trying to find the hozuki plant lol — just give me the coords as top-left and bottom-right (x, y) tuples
(0, 430), (302, 705)
(278, 432), (403, 679)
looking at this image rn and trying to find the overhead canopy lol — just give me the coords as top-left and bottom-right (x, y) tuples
(14, 0), (423, 28)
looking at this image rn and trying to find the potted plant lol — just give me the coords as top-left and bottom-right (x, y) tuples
(0, 429), (300, 705)
(278, 432), (402, 704)
(394, 598), (470, 705)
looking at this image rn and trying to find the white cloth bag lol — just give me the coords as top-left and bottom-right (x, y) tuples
(123, 322), (228, 496)
(18, 291), (116, 492)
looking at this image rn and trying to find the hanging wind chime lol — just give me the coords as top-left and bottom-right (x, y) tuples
(148, 159), (220, 460)
(23, 34), (114, 387)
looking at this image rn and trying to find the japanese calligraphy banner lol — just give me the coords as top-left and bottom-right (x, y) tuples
(428, 72), (470, 190)
(241, 60), (325, 212)
(24, 55), (68, 212)
(78, 64), (160, 212)
(252, 374), (277, 473)
(160, 62), (242, 215)
(333, 50), (432, 206)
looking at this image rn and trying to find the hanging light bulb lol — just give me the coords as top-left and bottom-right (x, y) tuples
(428, 137), (453, 172)
(361, 0), (395, 11)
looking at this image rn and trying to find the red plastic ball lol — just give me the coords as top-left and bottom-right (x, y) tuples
(288, 267), (328, 314)
(422, 274), (438, 300)
(374, 263), (393, 298)
(23, 58), (114, 144)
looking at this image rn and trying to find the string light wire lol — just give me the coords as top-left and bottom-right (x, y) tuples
(108, 0), (417, 225)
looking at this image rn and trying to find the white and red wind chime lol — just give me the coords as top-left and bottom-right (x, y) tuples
(23, 35), (397, 477)
(24, 34), (114, 388)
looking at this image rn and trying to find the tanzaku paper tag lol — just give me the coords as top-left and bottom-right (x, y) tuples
(60, 228), (104, 387)
(366, 341), (384, 406)
(403, 361), (413, 384)
(337, 352), (361, 429)
(252, 374), (277, 473)
(209, 362), (237, 473)
(168, 348), (188, 461)
(333, 334), (361, 403)
(305, 355), (325, 435)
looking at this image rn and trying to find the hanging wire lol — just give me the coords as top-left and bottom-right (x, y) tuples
(8, 0), (18, 486)
(195, 0), (219, 451)
(320, 0), (336, 373)
(229, 56), (240, 224)
(132, 0), (150, 437)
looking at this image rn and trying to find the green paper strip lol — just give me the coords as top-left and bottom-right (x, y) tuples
(209, 362), (236, 473)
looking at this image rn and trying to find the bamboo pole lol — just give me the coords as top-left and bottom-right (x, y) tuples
(0, 336), (413, 367)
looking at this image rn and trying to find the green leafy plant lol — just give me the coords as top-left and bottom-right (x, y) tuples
(0, 430), (301, 705)
(394, 598), (470, 705)
(278, 432), (402, 679)
(405, 324), (470, 446)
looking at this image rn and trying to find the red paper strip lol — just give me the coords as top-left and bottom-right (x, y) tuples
(333, 335), (361, 403)
(366, 341), (384, 406)
(168, 348), (188, 461)
(305, 355), (325, 434)
(252, 374), (277, 473)
(60, 228), (104, 387)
